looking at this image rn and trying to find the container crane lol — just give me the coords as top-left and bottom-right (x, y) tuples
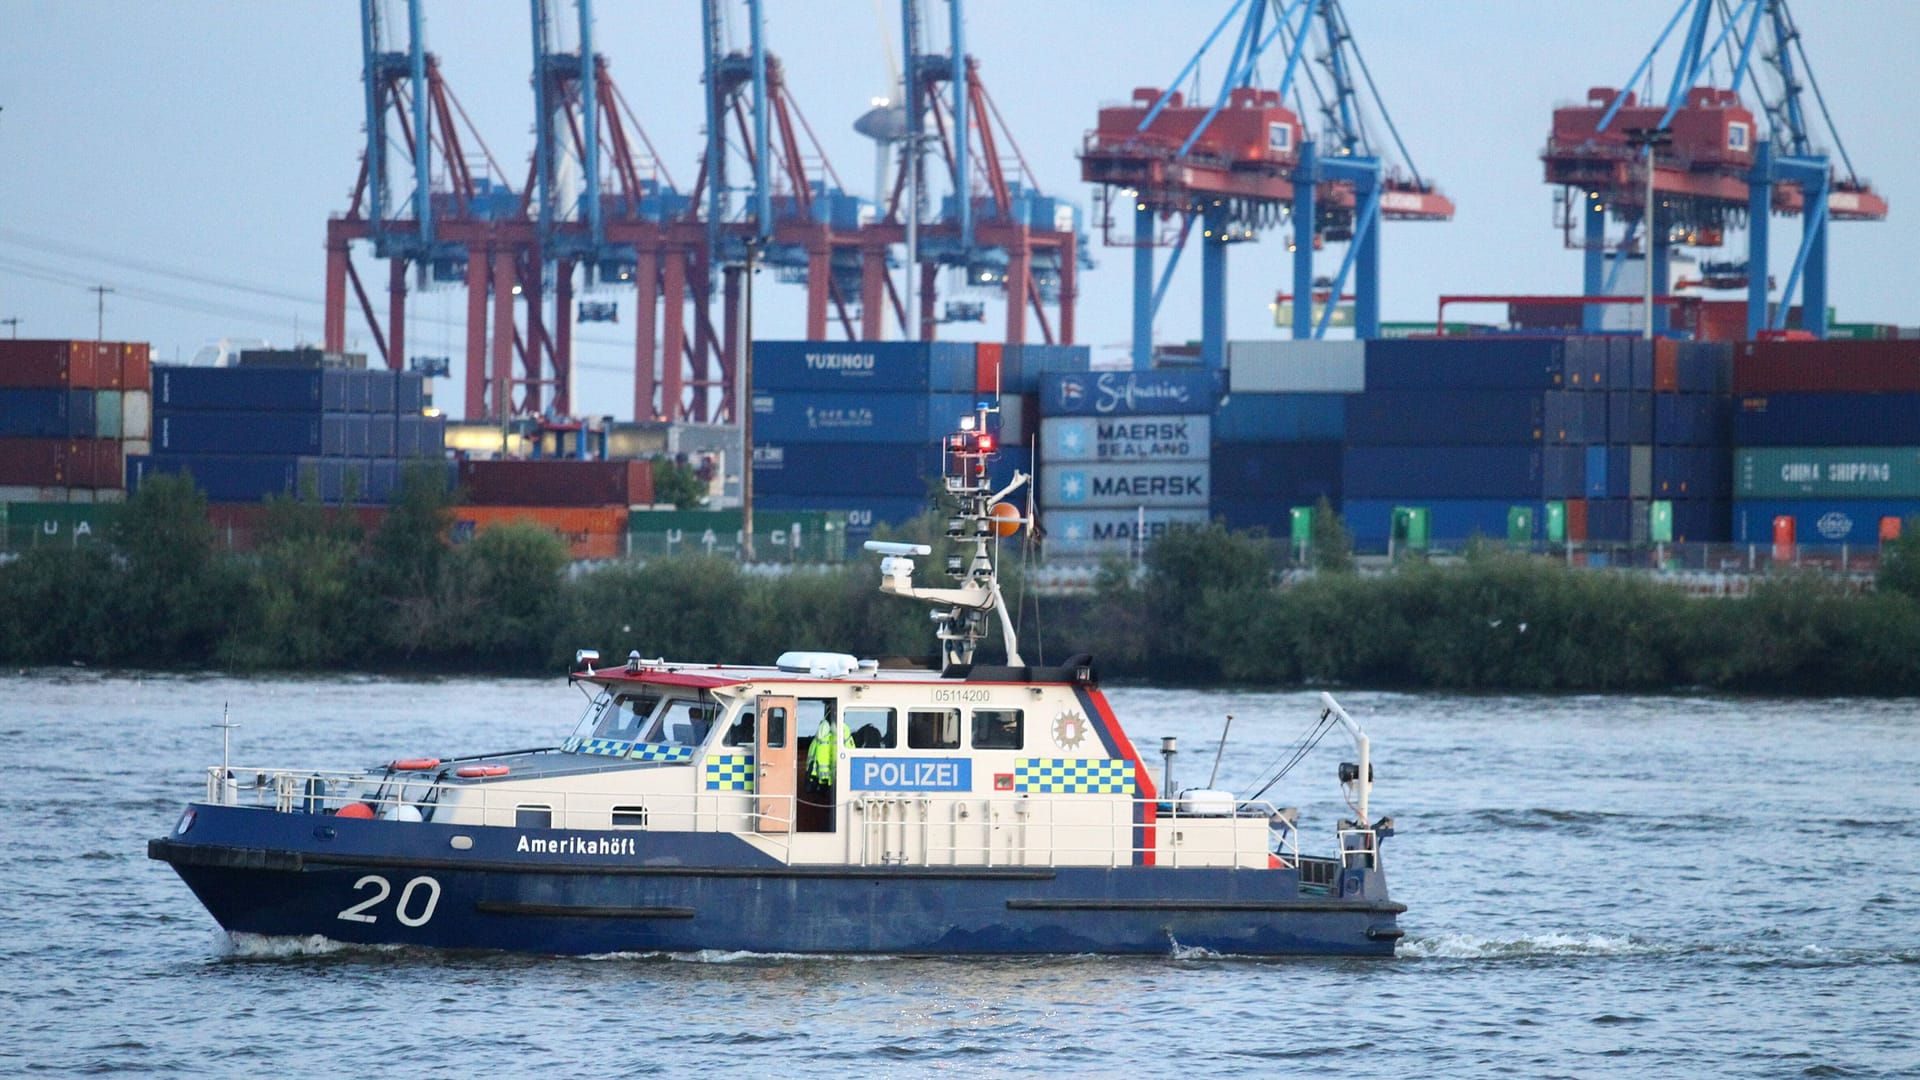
(864, 0), (1085, 345)
(324, 0), (531, 421)
(1081, 0), (1450, 369)
(1542, 0), (1885, 338)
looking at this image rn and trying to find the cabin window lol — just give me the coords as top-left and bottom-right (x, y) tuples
(907, 708), (962, 750)
(764, 705), (788, 748)
(642, 698), (717, 746)
(1728, 121), (1750, 151)
(516, 805), (553, 829)
(971, 709), (1024, 750)
(846, 707), (897, 749)
(571, 690), (660, 744)
(799, 699), (836, 739)
(723, 706), (756, 747)
(1267, 121), (1292, 152)
(612, 805), (649, 829)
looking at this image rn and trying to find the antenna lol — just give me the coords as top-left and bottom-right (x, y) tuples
(1207, 713), (1235, 788)
(213, 702), (241, 804)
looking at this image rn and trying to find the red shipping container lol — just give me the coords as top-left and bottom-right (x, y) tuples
(458, 458), (654, 508)
(120, 342), (152, 391)
(1653, 339), (1679, 392)
(975, 342), (1002, 394)
(1732, 340), (1920, 394)
(83, 438), (124, 490)
(0, 340), (98, 389)
(453, 505), (630, 560)
(1565, 498), (1588, 543)
(0, 438), (80, 484)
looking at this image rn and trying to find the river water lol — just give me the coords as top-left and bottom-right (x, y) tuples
(2, 671), (1916, 1076)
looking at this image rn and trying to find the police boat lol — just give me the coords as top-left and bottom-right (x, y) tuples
(150, 405), (1403, 957)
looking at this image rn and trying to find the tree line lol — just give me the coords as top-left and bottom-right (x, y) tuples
(7, 472), (1920, 694)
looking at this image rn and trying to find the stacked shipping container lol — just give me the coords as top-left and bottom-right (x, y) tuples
(0, 340), (151, 501)
(1037, 369), (1216, 555)
(1730, 340), (1920, 545)
(748, 340), (1064, 546)
(1209, 340), (1352, 533)
(129, 362), (443, 504)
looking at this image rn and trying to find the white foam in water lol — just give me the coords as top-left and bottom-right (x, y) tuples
(1400, 930), (1654, 960)
(219, 932), (402, 958)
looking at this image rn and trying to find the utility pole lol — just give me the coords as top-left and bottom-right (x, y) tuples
(89, 285), (115, 341)
(740, 237), (758, 563)
(1625, 128), (1672, 341)
(0, 317), (17, 338)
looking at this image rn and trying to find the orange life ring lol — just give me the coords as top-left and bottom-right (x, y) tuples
(389, 758), (442, 771)
(336, 802), (376, 819)
(455, 764), (510, 778)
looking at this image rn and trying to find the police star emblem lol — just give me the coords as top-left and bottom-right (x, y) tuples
(1053, 708), (1089, 750)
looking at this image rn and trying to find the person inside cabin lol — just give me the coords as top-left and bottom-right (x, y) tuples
(804, 708), (853, 830)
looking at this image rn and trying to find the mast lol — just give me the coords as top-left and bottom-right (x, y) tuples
(864, 402), (1027, 673)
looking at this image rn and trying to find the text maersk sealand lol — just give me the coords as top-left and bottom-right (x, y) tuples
(149, 404), (1401, 957)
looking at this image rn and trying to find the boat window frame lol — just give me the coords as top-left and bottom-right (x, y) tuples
(845, 706), (897, 749)
(907, 708), (962, 750)
(970, 708), (1024, 750)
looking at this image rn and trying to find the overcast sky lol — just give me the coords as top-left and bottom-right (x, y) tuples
(3, 1), (1916, 419)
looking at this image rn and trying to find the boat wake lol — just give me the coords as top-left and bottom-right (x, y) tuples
(219, 932), (400, 959)
(1399, 930), (1658, 960)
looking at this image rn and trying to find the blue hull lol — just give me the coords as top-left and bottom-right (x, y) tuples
(151, 804), (1403, 957)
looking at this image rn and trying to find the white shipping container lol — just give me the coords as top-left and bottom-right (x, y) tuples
(1041, 508), (1211, 554)
(120, 390), (152, 440)
(1039, 462), (1209, 509)
(1040, 415), (1210, 464)
(1227, 340), (1365, 393)
(0, 486), (71, 503)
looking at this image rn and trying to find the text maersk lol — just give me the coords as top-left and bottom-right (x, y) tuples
(1094, 475), (1203, 497)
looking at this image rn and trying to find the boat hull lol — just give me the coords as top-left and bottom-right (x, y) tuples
(151, 804), (1403, 957)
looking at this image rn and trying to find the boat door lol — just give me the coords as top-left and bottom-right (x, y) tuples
(755, 694), (797, 833)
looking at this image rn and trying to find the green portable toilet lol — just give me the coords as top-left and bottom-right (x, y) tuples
(1507, 505), (1535, 547)
(1288, 505), (1313, 554)
(1545, 501), (1566, 544)
(1391, 506), (1430, 550)
(1649, 500), (1674, 544)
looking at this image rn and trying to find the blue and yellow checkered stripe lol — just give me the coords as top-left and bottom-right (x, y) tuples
(566, 737), (637, 757)
(631, 743), (696, 763)
(1015, 758), (1136, 795)
(705, 754), (755, 791)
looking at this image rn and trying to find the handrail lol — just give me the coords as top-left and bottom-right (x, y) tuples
(200, 766), (1346, 870)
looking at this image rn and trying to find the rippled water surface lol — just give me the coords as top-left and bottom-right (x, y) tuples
(3, 672), (1917, 1076)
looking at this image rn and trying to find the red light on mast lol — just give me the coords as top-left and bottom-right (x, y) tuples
(977, 433), (995, 452)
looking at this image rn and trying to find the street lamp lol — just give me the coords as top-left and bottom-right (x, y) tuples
(740, 236), (759, 563)
(1625, 127), (1673, 341)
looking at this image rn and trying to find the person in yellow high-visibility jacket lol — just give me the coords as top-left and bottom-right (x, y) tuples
(806, 715), (853, 786)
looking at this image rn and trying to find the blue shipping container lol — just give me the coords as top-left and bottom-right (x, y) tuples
(1544, 391), (1585, 444)
(752, 443), (944, 497)
(1039, 370), (1221, 417)
(127, 453), (311, 502)
(751, 341), (976, 394)
(1733, 393), (1920, 447)
(1608, 391), (1654, 444)
(1607, 446), (1631, 499)
(152, 366), (353, 413)
(1208, 442), (1343, 503)
(1670, 499), (1730, 543)
(1543, 445), (1585, 499)
(154, 411), (350, 457)
(1584, 445), (1609, 498)
(1212, 392), (1346, 442)
(1362, 338), (1566, 391)
(1342, 499), (1544, 544)
(1605, 340), (1631, 390)
(0, 389), (97, 438)
(1346, 390), (1543, 446)
(396, 372), (425, 412)
(1588, 498), (1631, 541)
(750, 391), (978, 444)
(1654, 445), (1731, 499)
(1731, 499), (1920, 545)
(1563, 338), (1609, 390)
(1343, 445), (1543, 500)
(1677, 342), (1732, 393)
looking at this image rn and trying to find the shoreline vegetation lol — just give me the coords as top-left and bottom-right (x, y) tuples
(8, 472), (1920, 695)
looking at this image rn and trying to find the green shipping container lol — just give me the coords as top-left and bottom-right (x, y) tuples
(94, 390), (123, 438)
(4, 501), (119, 548)
(1734, 447), (1920, 499)
(626, 509), (844, 562)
